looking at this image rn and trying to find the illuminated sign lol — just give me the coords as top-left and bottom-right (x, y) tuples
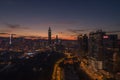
(103, 35), (109, 39)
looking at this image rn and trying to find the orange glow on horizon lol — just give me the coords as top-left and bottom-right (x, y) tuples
(0, 34), (76, 40)
(0, 28), (76, 40)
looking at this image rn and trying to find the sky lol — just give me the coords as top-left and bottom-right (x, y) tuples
(0, 0), (120, 39)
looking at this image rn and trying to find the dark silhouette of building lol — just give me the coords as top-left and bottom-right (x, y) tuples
(56, 35), (58, 44)
(102, 34), (118, 73)
(89, 30), (119, 74)
(77, 34), (88, 57)
(89, 30), (106, 60)
(82, 34), (88, 54)
(48, 27), (51, 45)
(77, 34), (83, 51)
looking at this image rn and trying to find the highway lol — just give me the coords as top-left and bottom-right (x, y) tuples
(51, 55), (92, 80)
(64, 64), (80, 80)
(63, 63), (92, 80)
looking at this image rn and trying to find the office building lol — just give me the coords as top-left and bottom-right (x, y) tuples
(48, 27), (52, 45)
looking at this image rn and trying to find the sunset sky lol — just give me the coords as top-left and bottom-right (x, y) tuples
(0, 0), (120, 39)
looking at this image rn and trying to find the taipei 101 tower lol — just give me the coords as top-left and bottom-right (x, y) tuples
(9, 34), (13, 45)
(48, 27), (51, 45)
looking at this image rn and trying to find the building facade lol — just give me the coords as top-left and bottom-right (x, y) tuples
(89, 30), (119, 74)
(48, 27), (52, 45)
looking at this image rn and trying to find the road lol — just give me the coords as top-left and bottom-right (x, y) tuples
(64, 64), (80, 80)
(62, 64), (92, 80)
(61, 57), (92, 80)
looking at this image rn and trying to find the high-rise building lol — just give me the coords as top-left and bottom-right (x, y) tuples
(77, 34), (88, 57)
(102, 34), (118, 72)
(89, 30), (106, 60)
(89, 30), (119, 73)
(77, 34), (83, 51)
(48, 27), (51, 45)
(82, 34), (88, 53)
(56, 35), (58, 44)
(88, 30), (106, 71)
(9, 34), (13, 45)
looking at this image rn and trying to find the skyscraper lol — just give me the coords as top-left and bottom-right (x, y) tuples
(89, 30), (106, 60)
(82, 34), (88, 53)
(56, 35), (58, 44)
(48, 27), (51, 45)
(9, 34), (13, 45)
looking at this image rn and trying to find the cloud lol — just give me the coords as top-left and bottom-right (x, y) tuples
(56, 20), (79, 25)
(0, 32), (16, 36)
(20, 35), (42, 39)
(42, 20), (80, 26)
(4, 23), (29, 29)
(108, 23), (120, 28)
(106, 30), (120, 33)
(67, 29), (86, 33)
(0, 32), (9, 35)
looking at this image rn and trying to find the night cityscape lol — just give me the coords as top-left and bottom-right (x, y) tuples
(0, 0), (120, 80)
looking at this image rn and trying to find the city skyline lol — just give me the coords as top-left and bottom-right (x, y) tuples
(0, 0), (120, 39)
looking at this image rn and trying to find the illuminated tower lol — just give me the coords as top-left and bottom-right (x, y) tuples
(48, 27), (51, 45)
(56, 35), (58, 43)
(9, 34), (12, 45)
